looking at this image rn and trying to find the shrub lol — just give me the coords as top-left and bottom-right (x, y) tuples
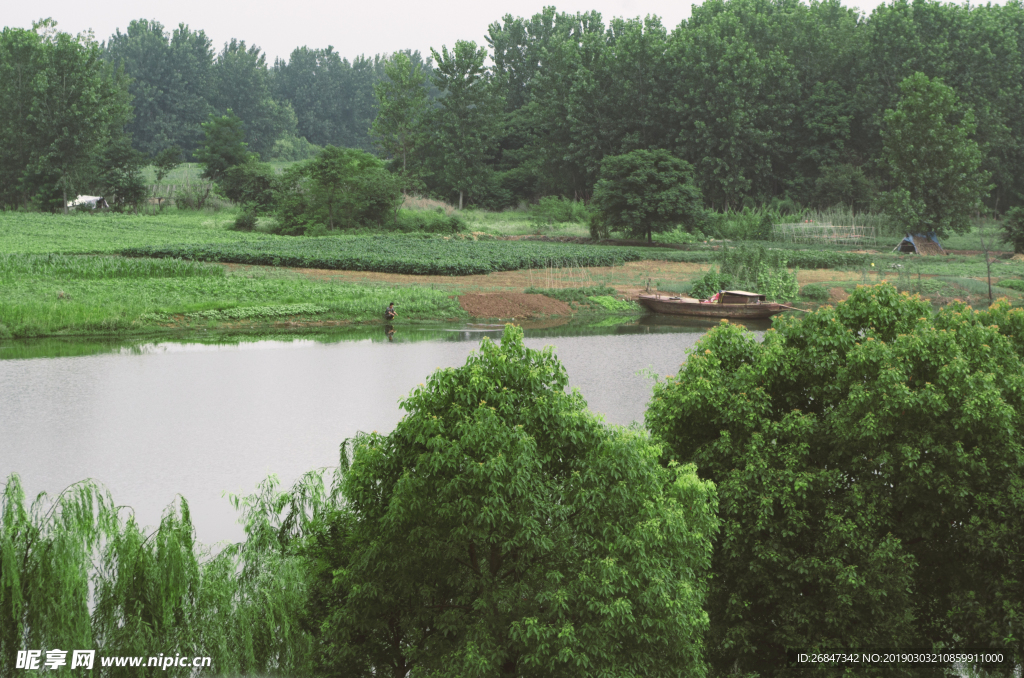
(219, 160), (277, 213)
(690, 269), (735, 299)
(530, 196), (588, 224)
(394, 209), (466, 233)
(998, 278), (1024, 292)
(1000, 207), (1024, 254)
(276, 146), (402, 234)
(657, 227), (707, 244)
(799, 283), (831, 301)
(232, 209), (258, 231)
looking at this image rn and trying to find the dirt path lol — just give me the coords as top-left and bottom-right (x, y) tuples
(458, 293), (572, 319)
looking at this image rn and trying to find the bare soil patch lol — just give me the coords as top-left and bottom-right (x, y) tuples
(830, 287), (850, 302)
(458, 293), (572, 319)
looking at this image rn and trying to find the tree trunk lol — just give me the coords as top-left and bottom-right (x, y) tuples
(648, 227), (652, 243)
(62, 183), (68, 215)
(459, 191), (464, 210)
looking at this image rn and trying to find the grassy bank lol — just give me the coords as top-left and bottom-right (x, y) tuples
(0, 253), (464, 338)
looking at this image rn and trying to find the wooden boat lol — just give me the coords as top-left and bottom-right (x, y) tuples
(637, 290), (789, 319)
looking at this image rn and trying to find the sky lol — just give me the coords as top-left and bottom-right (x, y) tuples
(7, 0), (918, 63)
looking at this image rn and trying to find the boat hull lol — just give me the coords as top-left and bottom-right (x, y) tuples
(637, 294), (787, 319)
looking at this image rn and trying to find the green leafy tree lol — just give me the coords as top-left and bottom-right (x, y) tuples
(0, 22), (132, 212)
(195, 110), (254, 182)
(277, 146), (400, 232)
(153, 145), (182, 184)
(219, 159), (277, 212)
(882, 72), (989, 236)
(310, 324), (718, 677)
(94, 137), (149, 212)
(591, 149), (705, 242)
(104, 20), (215, 156)
(371, 52), (430, 180)
(647, 284), (1024, 676)
(430, 41), (503, 209)
(211, 39), (296, 157)
(1000, 206), (1024, 254)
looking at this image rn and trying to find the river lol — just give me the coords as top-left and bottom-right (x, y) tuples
(0, 317), (767, 545)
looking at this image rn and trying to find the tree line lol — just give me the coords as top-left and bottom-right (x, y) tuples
(3, 0), (1023, 216)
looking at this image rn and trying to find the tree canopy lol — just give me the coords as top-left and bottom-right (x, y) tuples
(309, 324), (719, 677)
(882, 72), (989, 236)
(646, 284), (1024, 676)
(591, 149), (706, 241)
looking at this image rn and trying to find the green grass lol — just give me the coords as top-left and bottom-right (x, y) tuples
(461, 208), (590, 237)
(140, 161), (300, 184)
(0, 252), (464, 338)
(0, 210), (269, 254)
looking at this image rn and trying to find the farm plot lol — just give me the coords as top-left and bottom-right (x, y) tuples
(123, 236), (712, 276)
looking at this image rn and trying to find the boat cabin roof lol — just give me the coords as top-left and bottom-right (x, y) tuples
(721, 290), (767, 303)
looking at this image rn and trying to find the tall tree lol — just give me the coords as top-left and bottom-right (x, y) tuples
(647, 284), (1024, 676)
(314, 325), (719, 677)
(882, 72), (989, 236)
(430, 41), (503, 209)
(211, 39), (296, 157)
(0, 21), (132, 211)
(104, 20), (215, 157)
(370, 52), (430, 177)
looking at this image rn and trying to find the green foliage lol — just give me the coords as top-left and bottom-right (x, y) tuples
(232, 208), (258, 231)
(656, 227), (707, 245)
(705, 207), (778, 241)
(813, 163), (875, 212)
(393, 209), (466, 233)
(0, 246), (464, 336)
(998, 278), (1024, 292)
(371, 51), (430, 176)
(195, 110), (254, 182)
(0, 475), (115, 674)
(312, 325), (718, 676)
(799, 282), (831, 301)
(430, 41), (503, 208)
(882, 73), (989, 237)
(0, 22), (133, 211)
(690, 269), (735, 300)
(0, 253), (223, 280)
(267, 134), (320, 161)
(592, 149), (706, 242)
(647, 285), (1024, 676)
(124, 236), (699, 276)
(588, 294), (635, 311)
(152, 146), (182, 184)
(219, 160), (276, 212)
(529, 196), (588, 224)
(276, 146), (401, 233)
(210, 39), (297, 158)
(524, 285), (620, 304)
(94, 137), (149, 212)
(999, 207), (1024, 254)
(718, 244), (799, 301)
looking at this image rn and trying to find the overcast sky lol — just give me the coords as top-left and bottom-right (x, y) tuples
(8, 0), (980, 63)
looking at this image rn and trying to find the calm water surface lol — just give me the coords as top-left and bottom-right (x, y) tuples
(1, 319), (765, 545)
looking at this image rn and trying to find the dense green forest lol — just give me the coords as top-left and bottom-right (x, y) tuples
(4, 0), (1024, 215)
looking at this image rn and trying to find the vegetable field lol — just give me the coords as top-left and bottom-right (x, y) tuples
(122, 236), (712, 275)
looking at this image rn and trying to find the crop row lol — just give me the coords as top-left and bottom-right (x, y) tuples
(0, 253), (224, 281)
(120, 236), (725, 276)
